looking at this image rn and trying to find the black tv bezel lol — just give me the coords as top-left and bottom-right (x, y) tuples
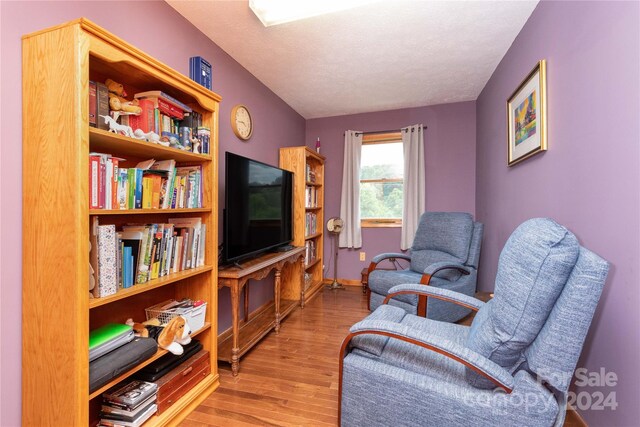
(222, 152), (293, 265)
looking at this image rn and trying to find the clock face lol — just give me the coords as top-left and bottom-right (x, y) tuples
(232, 105), (252, 140)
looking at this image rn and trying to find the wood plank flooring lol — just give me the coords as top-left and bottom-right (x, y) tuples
(181, 286), (584, 427)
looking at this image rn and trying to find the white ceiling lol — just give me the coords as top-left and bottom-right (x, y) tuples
(166, 0), (539, 119)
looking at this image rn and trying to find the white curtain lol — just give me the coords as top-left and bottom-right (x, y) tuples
(339, 130), (363, 248)
(401, 124), (425, 250)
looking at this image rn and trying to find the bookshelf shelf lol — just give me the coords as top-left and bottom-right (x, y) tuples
(88, 322), (211, 400)
(305, 258), (321, 270)
(280, 147), (325, 307)
(89, 265), (213, 309)
(89, 208), (212, 215)
(90, 128), (212, 162)
(22, 18), (220, 426)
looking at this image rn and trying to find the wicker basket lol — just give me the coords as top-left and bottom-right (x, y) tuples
(145, 299), (207, 332)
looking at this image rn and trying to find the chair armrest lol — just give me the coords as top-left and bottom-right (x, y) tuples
(343, 319), (514, 393)
(384, 284), (486, 312)
(368, 253), (412, 274)
(423, 262), (471, 277)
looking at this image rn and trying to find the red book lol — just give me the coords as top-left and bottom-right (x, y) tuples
(130, 99), (156, 133)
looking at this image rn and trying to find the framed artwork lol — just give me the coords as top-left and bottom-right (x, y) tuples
(507, 60), (547, 166)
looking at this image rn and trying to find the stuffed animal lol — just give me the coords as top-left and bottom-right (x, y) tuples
(126, 316), (191, 355)
(157, 316), (191, 355)
(105, 78), (142, 115)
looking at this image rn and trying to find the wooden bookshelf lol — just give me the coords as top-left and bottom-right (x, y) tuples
(279, 147), (326, 307)
(22, 18), (221, 426)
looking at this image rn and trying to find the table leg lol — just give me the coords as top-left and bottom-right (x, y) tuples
(230, 283), (240, 376)
(244, 283), (250, 323)
(274, 269), (281, 334)
(299, 255), (306, 308)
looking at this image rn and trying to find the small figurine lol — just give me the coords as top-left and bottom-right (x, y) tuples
(100, 115), (135, 138)
(132, 129), (161, 144)
(190, 136), (201, 154)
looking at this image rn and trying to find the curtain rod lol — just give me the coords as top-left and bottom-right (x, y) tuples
(343, 126), (428, 136)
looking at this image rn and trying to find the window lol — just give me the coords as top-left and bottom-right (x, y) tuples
(360, 132), (403, 227)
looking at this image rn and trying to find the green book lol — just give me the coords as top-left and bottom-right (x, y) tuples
(89, 323), (132, 350)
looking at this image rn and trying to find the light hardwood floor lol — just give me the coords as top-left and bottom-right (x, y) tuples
(181, 286), (584, 426)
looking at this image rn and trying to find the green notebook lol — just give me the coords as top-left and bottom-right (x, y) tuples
(89, 323), (133, 350)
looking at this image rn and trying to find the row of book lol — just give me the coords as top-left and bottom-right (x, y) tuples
(305, 212), (318, 237)
(305, 186), (319, 208)
(89, 155), (203, 210)
(304, 240), (317, 266)
(305, 164), (317, 183)
(99, 380), (158, 427)
(91, 217), (206, 298)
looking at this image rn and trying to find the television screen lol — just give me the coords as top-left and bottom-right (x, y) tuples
(224, 152), (293, 264)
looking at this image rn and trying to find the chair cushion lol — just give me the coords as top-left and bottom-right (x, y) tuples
(368, 269), (423, 305)
(466, 218), (579, 388)
(411, 212), (474, 265)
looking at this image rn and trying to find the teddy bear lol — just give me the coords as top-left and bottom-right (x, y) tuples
(105, 78), (142, 115)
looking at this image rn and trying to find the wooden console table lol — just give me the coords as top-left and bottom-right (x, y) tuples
(217, 247), (305, 375)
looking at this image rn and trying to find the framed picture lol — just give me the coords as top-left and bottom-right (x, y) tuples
(507, 59), (547, 166)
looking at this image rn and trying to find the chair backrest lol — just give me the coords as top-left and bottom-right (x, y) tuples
(410, 212), (481, 274)
(465, 218), (608, 392)
(522, 246), (608, 394)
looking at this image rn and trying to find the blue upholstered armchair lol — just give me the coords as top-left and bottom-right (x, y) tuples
(340, 218), (608, 427)
(368, 212), (483, 322)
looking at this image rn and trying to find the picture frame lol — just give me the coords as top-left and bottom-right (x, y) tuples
(507, 59), (547, 166)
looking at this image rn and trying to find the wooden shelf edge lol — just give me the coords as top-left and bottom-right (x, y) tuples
(305, 258), (321, 269)
(305, 232), (322, 240)
(88, 323), (211, 400)
(90, 128), (212, 162)
(146, 373), (219, 427)
(305, 181), (322, 187)
(90, 208), (211, 215)
(305, 206), (322, 211)
(89, 266), (213, 309)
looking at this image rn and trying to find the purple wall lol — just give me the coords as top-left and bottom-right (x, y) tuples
(0, 2), (304, 425)
(476, 1), (640, 425)
(306, 102), (476, 280)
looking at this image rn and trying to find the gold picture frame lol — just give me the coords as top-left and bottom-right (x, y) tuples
(507, 60), (547, 166)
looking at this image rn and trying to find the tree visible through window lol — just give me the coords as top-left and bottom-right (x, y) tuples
(360, 134), (403, 227)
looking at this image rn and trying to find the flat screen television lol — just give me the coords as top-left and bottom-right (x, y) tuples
(223, 152), (293, 264)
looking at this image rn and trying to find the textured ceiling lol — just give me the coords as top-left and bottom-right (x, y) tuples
(166, 0), (539, 119)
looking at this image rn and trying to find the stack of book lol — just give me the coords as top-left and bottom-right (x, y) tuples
(99, 380), (158, 427)
(305, 186), (318, 208)
(304, 240), (316, 266)
(305, 164), (317, 183)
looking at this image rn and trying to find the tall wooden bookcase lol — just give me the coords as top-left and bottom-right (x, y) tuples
(22, 19), (220, 426)
(279, 146), (325, 306)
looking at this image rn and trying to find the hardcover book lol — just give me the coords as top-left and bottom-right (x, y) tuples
(89, 81), (97, 128)
(96, 82), (110, 131)
(95, 223), (118, 298)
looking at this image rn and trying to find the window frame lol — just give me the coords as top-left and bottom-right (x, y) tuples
(360, 132), (403, 228)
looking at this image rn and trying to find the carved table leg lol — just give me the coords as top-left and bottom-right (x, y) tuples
(230, 283), (240, 376)
(299, 255), (306, 308)
(274, 269), (282, 334)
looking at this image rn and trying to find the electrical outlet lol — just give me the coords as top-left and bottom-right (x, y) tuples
(359, 252), (366, 261)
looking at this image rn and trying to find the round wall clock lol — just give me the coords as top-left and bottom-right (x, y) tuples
(231, 104), (253, 141)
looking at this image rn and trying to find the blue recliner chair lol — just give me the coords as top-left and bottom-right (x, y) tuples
(340, 218), (609, 426)
(368, 212), (483, 322)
